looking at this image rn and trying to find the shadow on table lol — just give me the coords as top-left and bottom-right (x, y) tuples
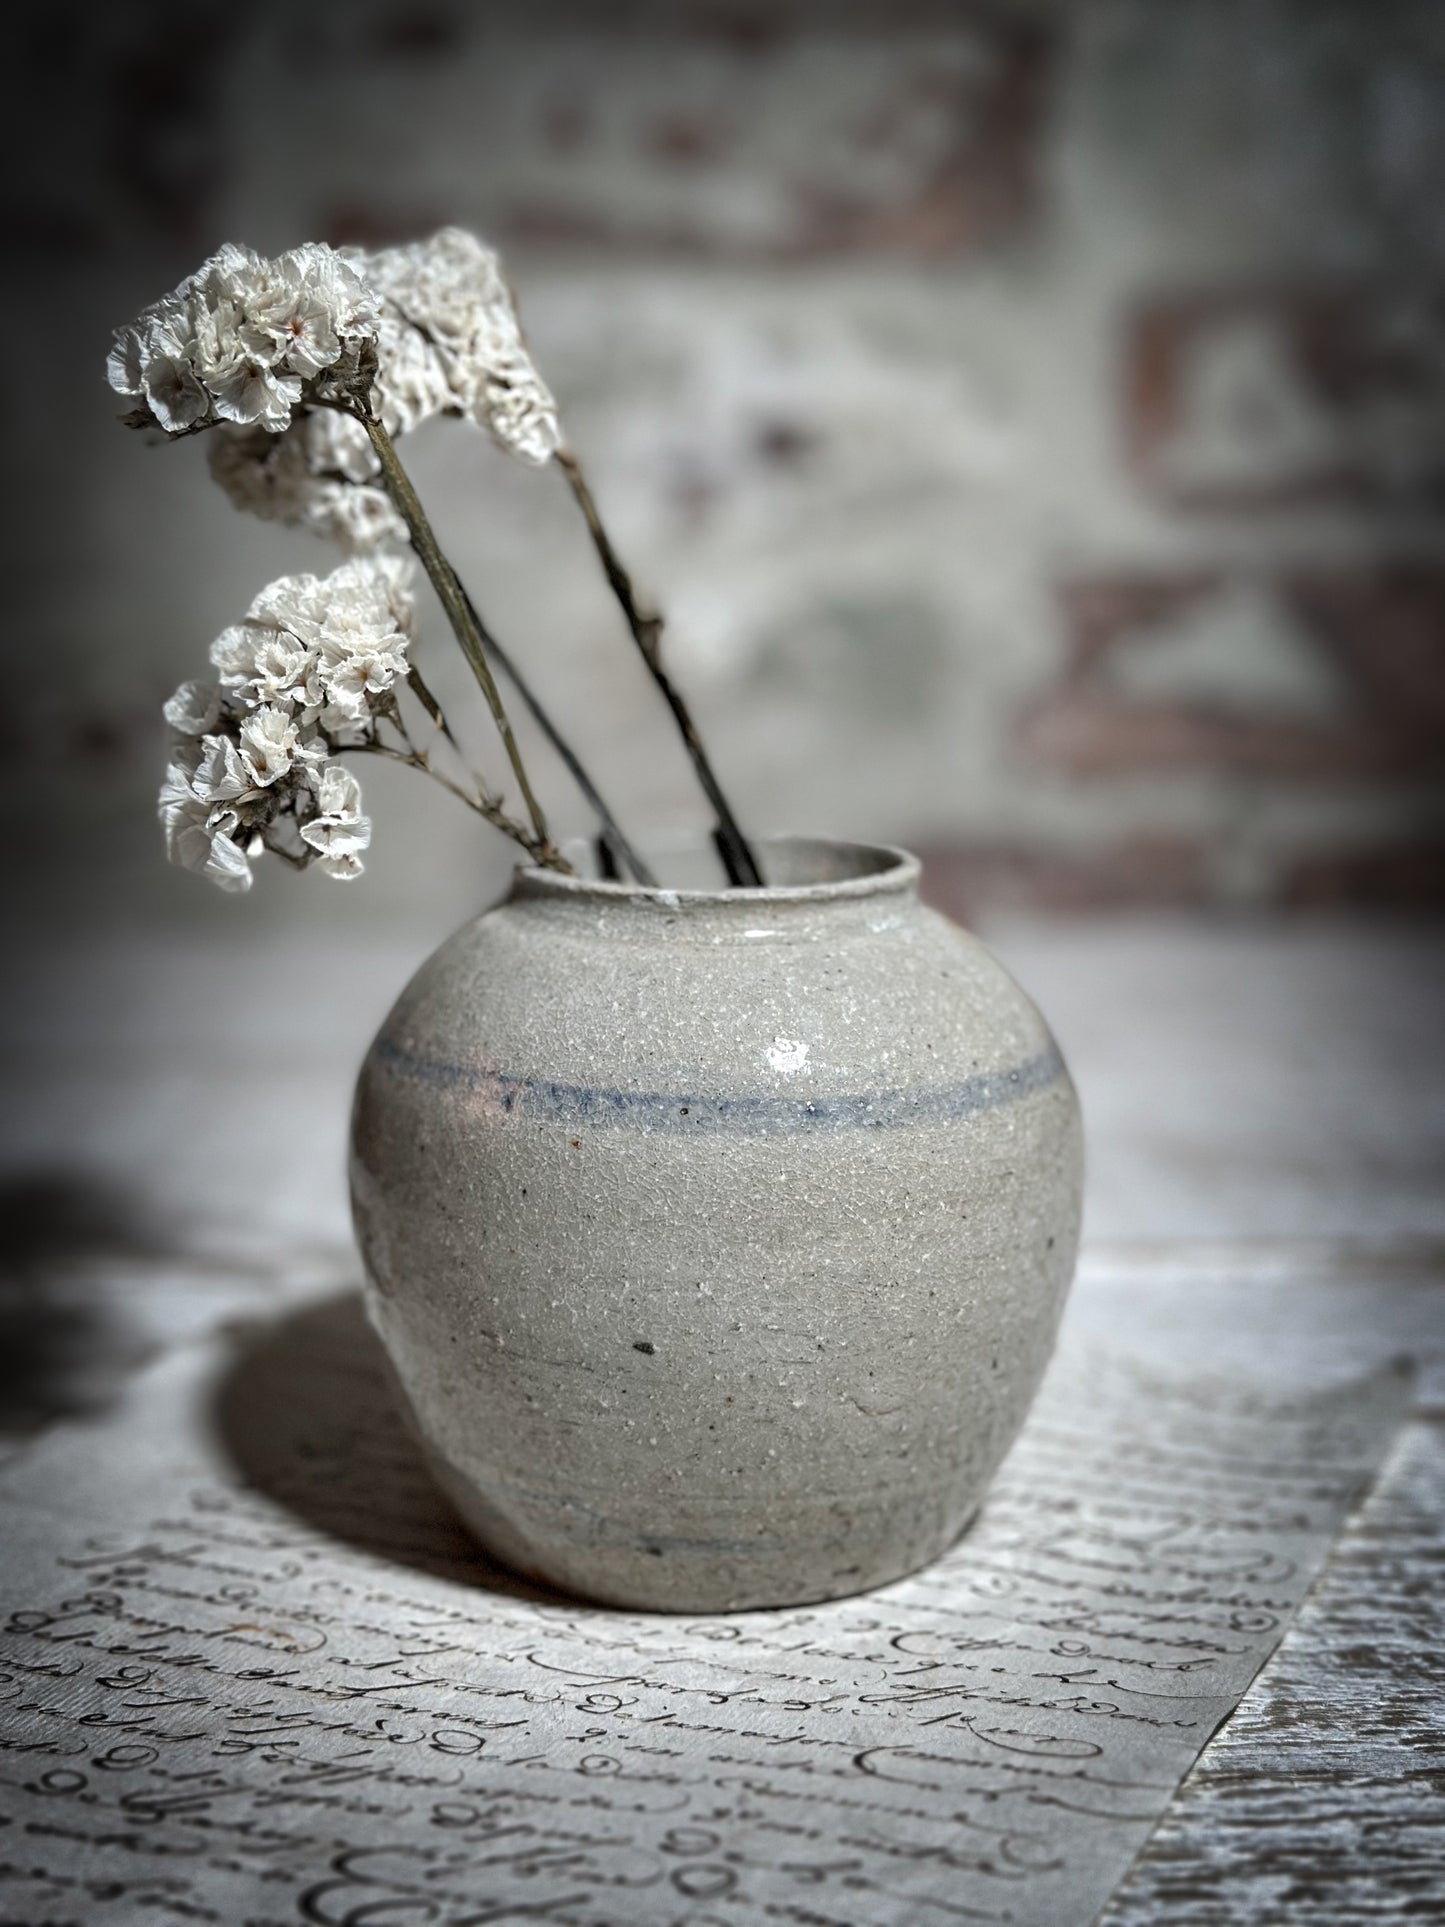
(0, 1168), (174, 1435)
(211, 1290), (572, 1606)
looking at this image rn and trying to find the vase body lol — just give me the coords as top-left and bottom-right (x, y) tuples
(350, 838), (1082, 1611)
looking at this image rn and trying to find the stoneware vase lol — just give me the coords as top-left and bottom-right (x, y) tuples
(350, 836), (1083, 1612)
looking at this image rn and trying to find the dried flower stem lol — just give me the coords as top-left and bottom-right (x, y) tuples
(407, 598), (654, 883)
(404, 661), (468, 762)
(358, 411), (571, 874)
(450, 580), (657, 887)
(357, 733), (548, 856)
(554, 447), (762, 889)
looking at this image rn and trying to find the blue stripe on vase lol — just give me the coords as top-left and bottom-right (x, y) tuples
(371, 1034), (1066, 1136)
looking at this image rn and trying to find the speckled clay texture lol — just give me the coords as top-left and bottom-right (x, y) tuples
(350, 838), (1083, 1611)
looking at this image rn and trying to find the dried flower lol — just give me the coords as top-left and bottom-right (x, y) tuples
(158, 555), (414, 890)
(370, 310), (455, 439)
(109, 243), (379, 437)
(204, 228), (561, 550)
(117, 232), (652, 884)
(207, 423), (406, 552)
(158, 752), (254, 893)
(161, 679), (220, 738)
(366, 227), (561, 465)
(238, 702), (305, 787)
(300, 764), (372, 880)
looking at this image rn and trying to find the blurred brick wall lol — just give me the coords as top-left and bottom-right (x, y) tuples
(7, 0), (1445, 930)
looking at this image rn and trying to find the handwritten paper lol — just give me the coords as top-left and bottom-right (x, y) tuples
(0, 1289), (1408, 1927)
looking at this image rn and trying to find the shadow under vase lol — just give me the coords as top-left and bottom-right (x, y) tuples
(209, 1289), (575, 1606)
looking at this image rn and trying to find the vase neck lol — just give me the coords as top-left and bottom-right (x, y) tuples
(509, 835), (921, 940)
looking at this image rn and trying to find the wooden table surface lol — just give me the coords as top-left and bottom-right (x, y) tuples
(2, 918), (1442, 1919)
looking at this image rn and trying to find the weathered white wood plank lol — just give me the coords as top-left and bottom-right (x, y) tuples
(1100, 1416), (1445, 1923)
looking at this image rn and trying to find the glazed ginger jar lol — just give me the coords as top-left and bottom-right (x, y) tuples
(351, 837), (1083, 1611)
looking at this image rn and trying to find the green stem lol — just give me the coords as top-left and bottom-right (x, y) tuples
(361, 413), (569, 874)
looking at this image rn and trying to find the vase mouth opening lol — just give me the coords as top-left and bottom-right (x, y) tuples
(517, 834), (919, 906)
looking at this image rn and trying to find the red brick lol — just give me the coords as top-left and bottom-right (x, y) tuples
(470, 14), (1054, 260)
(916, 835), (1445, 914)
(1288, 568), (1445, 736)
(1125, 285), (1445, 507)
(1022, 566), (1445, 781)
(320, 206), (455, 252)
(915, 837), (1212, 920)
(1282, 843), (1445, 910)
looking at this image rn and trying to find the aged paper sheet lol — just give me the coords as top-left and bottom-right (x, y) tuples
(0, 1289), (1409, 1927)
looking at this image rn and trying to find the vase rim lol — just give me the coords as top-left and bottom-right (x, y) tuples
(515, 833), (920, 907)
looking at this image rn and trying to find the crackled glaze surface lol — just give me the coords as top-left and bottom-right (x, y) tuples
(350, 838), (1083, 1610)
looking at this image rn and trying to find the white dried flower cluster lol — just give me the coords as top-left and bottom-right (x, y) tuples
(108, 242), (379, 436)
(157, 556), (415, 891)
(208, 421), (406, 551)
(207, 228), (561, 550)
(368, 227), (561, 466)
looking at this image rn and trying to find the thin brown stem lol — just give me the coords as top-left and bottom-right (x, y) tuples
(554, 447), (761, 889)
(399, 593), (656, 881)
(359, 412), (570, 874)
(354, 739), (547, 855)
(404, 662), (468, 764)
(386, 703), (502, 814)
(451, 580), (657, 888)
